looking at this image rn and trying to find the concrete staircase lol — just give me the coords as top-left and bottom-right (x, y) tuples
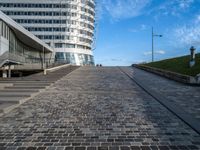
(0, 65), (79, 115)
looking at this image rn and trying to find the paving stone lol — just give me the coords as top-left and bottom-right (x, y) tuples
(98, 147), (108, 150)
(65, 147), (73, 150)
(74, 147), (86, 150)
(120, 146), (130, 150)
(37, 147), (47, 150)
(0, 67), (200, 150)
(149, 146), (158, 150)
(47, 147), (57, 150)
(26, 147), (37, 150)
(158, 146), (170, 150)
(187, 145), (199, 149)
(17, 147), (27, 150)
(0, 147), (6, 150)
(87, 147), (96, 150)
(130, 67), (200, 123)
(56, 147), (65, 150)
(140, 146), (151, 150)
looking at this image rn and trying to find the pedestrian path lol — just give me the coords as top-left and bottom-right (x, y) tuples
(0, 67), (200, 150)
(130, 67), (200, 122)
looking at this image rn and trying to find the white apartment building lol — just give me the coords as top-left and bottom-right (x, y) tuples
(0, 0), (95, 65)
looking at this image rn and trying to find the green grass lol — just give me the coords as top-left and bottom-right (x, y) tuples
(143, 53), (200, 77)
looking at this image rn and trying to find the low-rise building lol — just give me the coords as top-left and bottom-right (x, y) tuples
(0, 11), (53, 77)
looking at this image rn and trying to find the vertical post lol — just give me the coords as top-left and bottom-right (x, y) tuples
(2, 70), (7, 78)
(8, 65), (11, 78)
(189, 46), (196, 67)
(43, 46), (45, 69)
(43, 47), (47, 75)
(152, 27), (154, 62)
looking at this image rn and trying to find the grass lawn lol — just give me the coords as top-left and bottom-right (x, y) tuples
(144, 53), (200, 77)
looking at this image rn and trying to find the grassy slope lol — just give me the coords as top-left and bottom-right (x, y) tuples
(144, 53), (200, 77)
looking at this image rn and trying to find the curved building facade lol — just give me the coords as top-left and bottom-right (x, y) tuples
(0, 0), (95, 65)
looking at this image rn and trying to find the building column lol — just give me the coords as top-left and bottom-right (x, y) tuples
(2, 70), (7, 78)
(74, 53), (80, 66)
(8, 65), (11, 78)
(2, 65), (12, 78)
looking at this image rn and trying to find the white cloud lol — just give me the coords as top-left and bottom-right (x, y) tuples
(151, 0), (194, 18)
(172, 24), (200, 46)
(143, 50), (166, 56)
(99, 0), (195, 21)
(141, 24), (147, 30)
(95, 57), (133, 66)
(98, 0), (196, 21)
(178, 0), (194, 9)
(156, 50), (166, 54)
(128, 29), (138, 33)
(194, 14), (200, 24)
(129, 24), (148, 33)
(143, 51), (152, 56)
(101, 0), (151, 20)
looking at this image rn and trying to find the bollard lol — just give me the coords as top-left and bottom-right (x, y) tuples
(189, 46), (196, 67)
(44, 69), (47, 75)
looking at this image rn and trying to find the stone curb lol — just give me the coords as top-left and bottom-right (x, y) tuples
(44, 64), (72, 75)
(133, 64), (200, 85)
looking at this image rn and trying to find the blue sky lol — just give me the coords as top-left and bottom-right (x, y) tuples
(94, 0), (200, 66)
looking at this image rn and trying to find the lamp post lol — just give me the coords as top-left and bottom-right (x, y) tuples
(152, 27), (162, 62)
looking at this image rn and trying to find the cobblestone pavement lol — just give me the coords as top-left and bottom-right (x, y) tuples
(127, 67), (200, 122)
(0, 67), (200, 150)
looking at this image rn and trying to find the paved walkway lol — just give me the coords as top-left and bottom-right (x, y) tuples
(129, 67), (200, 122)
(0, 67), (200, 150)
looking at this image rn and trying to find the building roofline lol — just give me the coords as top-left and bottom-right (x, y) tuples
(0, 11), (53, 53)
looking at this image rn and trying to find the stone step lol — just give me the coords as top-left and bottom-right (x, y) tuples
(0, 89), (40, 92)
(0, 80), (52, 83)
(15, 79), (56, 82)
(0, 83), (13, 90)
(12, 85), (47, 87)
(0, 96), (24, 101)
(0, 99), (19, 104)
(0, 92), (32, 97)
(0, 81), (51, 86)
(0, 66), (79, 116)
(5, 86), (45, 89)
(25, 77), (62, 80)
(0, 96), (30, 104)
(13, 83), (50, 86)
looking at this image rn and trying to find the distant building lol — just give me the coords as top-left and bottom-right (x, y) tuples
(0, 0), (96, 65)
(0, 11), (53, 77)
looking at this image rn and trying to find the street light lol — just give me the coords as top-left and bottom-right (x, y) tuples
(152, 27), (162, 62)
